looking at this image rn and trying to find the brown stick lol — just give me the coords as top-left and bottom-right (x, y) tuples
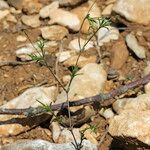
(0, 74), (150, 117)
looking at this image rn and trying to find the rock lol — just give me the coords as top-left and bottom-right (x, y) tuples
(1, 139), (97, 150)
(58, 128), (81, 143)
(110, 39), (129, 69)
(145, 82), (150, 94)
(97, 26), (119, 46)
(56, 51), (74, 63)
(59, 0), (87, 7)
(48, 8), (80, 32)
(63, 75), (71, 84)
(63, 55), (97, 68)
(102, 4), (114, 16)
(113, 94), (150, 114)
(109, 110), (150, 146)
(6, 14), (17, 23)
(69, 38), (94, 52)
(7, 0), (42, 14)
(0, 86), (56, 137)
(99, 108), (114, 119)
(39, 1), (59, 18)
(0, 0), (9, 10)
(56, 63), (107, 112)
(50, 122), (61, 143)
(109, 93), (150, 146)
(10, 7), (22, 14)
(113, 0), (150, 25)
(71, 1), (101, 33)
(21, 14), (41, 28)
(80, 124), (100, 144)
(16, 35), (27, 42)
(16, 41), (52, 61)
(41, 25), (68, 41)
(105, 0), (116, 5)
(126, 33), (146, 59)
(143, 61), (150, 76)
(0, 10), (10, 20)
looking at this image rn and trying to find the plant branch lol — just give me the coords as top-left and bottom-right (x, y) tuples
(0, 74), (150, 116)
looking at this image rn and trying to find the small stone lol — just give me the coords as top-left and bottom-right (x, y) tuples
(48, 8), (80, 32)
(68, 38), (94, 52)
(102, 4), (114, 16)
(56, 51), (73, 62)
(126, 33), (146, 59)
(21, 14), (41, 28)
(58, 128), (81, 143)
(110, 39), (129, 69)
(6, 14), (17, 23)
(80, 124), (100, 144)
(16, 35), (27, 42)
(0, 10), (10, 20)
(71, 1), (101, 33)
(0, 0), (9, 10)
(7, 0), (42, 14)
(59, 0), (87, 7)
(113, 0), (150, 25)
(10, 7), (22, 14)
(63, 55), (97, 68)
(99, 108), (114, 119)
(143, 61), (150, 76)
(39, 1), (59, 18)
(41, 25), (68, 41)
(50, 122), (61, 143)
(97, 26), (119, 46)
(145, 82), (150, 94)
(62, 75), (71, 84)
(16, 41), (52, 61)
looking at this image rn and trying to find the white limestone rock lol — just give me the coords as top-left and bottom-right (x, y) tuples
(68, 38), (94, 52)
(97, 26), (119, 46)
(126, 33), (146, 59)
(113, 0), (150, 25)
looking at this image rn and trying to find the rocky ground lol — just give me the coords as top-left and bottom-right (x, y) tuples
(0, 0), (150, 150)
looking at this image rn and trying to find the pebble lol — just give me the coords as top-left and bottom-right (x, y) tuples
(126, 33), (146, 59)
(68, 38), (94, 52)
(39, 1), (59, 18)
(102, 4), (114, 16)
(97, 26), (119, 46)
(21, 14), (41, 28)
(0, 9), (10, 20)
(16, 35), (27, 42)
(110, 39), (129, 69)
(71, 0), (101, 33)
(56, 51), (73, 62)
(41, 25), (68, 41)
(99, 108), (114, 119)
(48, 8), (80, 32)
(59, 0), (87, 7)
(0, 0), (9, 10)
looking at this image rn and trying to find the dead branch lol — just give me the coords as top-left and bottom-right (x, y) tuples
(0, 74), (150, 117)
(0, 61), (35, 67)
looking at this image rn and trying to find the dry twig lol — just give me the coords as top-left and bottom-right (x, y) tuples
(0, 74), (150, 117)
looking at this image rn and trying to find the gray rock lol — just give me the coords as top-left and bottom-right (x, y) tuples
(1, 139), (97, 150)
